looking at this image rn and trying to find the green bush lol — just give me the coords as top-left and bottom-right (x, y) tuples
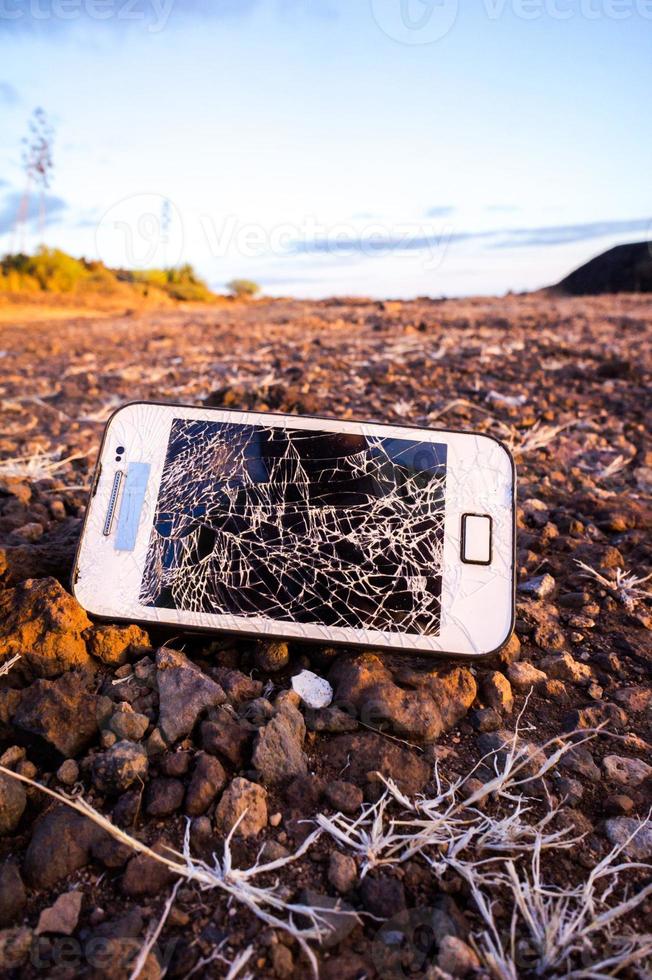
(226, 278), (260, 299)
(0, 249), (216, 303)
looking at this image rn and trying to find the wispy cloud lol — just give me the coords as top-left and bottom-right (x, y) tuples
(425, 205), (455, 218)
(0, 81), (19, 104)
(294, 216), (651, 256)
(0, 189), (68, 235)
(490, 218), (652, 248)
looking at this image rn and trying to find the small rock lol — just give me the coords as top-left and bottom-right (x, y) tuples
(85, 624), (150, 666)
(24, 806), (99, 888)
(0, 577), (93, 678)
(56, 759), (79, 785)
(482, 671), (513, 714)
(0, 774), (26, 836)
(322, 732), (430, 797)
(518, 574), (555, 599)
(324, 780), (363, 814)
(201, 708), (253, 766)
(328, 852), (357, 893)
(122, 841), (176, 897)
(292, 669), (333, 709)
(300, 890), (356, 948)
(470, 707), (502, 732)
(91, 740), (148, 795)
(36, 890), (82, 935)
(0, 861), (26, 927)
(0, 926), (32, 972)
(156, 647), (226, 744)
(255, 640), (290, 672)
(305, 706), (358, 733)
(560, 746), (601, 782)
(109, 703), (150, 742)
(360, 875), (406, 920)
(252, 702), (308, 784)
(603, 818), (652, 860)
(212, 667), (263, 704)
(539, 679), (570, 703)
(270, 943), (294, 978)
(603, 755), (652, 788)
(507, 661), (547, 691)
(540, 652), (592, 685)
(555, 776), (584, 806)
(214, 777), (268, 838)
(12, 672), (98, 758)
(241, 697), (275, 727)
(159, 750), (192, 777)
(437, 935), (481, 976)
(145, 777), (185, 816)
(563, 702), (628, 731)
(185, 753), (227, 816)
(612, 686), (652, 713)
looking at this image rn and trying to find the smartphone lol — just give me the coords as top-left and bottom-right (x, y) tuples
(73, 402), (515, 659)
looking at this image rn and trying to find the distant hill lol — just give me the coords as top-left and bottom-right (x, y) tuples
(556, 241), (652, 295)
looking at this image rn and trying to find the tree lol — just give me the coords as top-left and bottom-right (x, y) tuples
(14, 108), (55, 250)
(226, 278), (260, 299)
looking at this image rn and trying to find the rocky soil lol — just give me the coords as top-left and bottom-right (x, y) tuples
(0, 293), (650, 978)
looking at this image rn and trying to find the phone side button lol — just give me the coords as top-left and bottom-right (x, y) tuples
(461, 514), (492, 566)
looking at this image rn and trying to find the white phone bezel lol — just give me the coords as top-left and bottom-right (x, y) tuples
(73, 402), (515, 658)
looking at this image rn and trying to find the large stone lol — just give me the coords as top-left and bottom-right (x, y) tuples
(91, 740), (148, 795)
(24, 806), (100, 888)
(12, 673), (99, 758)
(252, 702), (308, 784)
(85, 624), (150, 667)
(329, 654), (476, 742)
(156, 647), (225, 744)
(0, 774), (26, 836)
(0, 577), (93, 678)
(321, 732), (430, 797)
(214, 777), (267, 838)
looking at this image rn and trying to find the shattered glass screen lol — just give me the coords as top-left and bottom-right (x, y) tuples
(140, 418), (448, 634)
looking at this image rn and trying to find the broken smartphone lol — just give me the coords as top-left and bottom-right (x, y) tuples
(73, 402), (516, 658)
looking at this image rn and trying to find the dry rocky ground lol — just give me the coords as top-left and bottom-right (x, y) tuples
(0, 293), (650, 979)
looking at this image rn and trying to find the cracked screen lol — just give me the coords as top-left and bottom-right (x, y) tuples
(140, 418), (448, 634)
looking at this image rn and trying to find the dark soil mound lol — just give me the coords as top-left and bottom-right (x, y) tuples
(556, 241), (652, 295)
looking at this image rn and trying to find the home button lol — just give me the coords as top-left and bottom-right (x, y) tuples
(461, 514), (492, 566)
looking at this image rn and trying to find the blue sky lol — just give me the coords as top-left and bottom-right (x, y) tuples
(0, 0), (650, 297)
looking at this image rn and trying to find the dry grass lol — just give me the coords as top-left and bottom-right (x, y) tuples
(0, 447), (86, 481)
(1, 721), (649, 978)
(317, 721), (652, 978)
(575, 559), (652, 612)
(0, 654), (21, 677)
(0, 765), (356, 977)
